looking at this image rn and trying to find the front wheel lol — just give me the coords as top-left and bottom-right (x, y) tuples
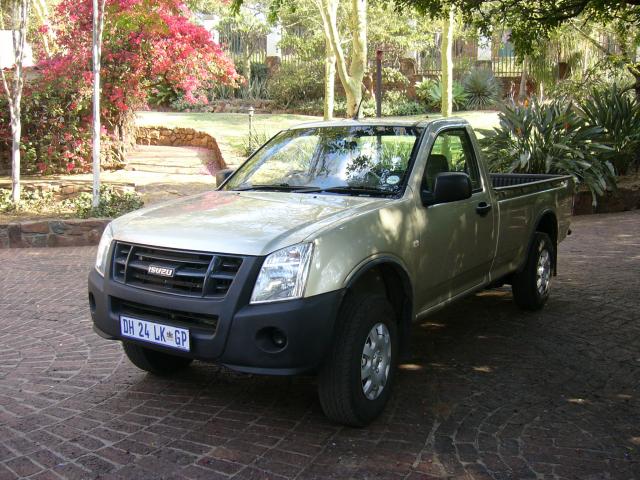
(318, 293), (398, 427)
(122, 342), (193, 375)
(512, 232), (554, 311)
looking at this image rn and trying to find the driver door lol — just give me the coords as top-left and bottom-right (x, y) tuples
(415, 127), (496, 313)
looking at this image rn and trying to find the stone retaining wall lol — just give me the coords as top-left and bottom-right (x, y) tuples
(0, 218), (110, 248)
(136, 126), (226, 169)
(573, 187), (640, 215)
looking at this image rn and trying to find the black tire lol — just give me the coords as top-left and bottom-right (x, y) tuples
(122, 342), (193, 375)
(318, 293), (398, 427)
(512, 232), (555, 311)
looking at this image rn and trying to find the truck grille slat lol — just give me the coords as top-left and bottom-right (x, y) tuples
(112, 297), (218, 331)
(112, 242), (243, 298)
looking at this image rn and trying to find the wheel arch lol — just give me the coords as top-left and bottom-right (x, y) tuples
(344, 257), (414, 360)
(520, 209), (559, 274)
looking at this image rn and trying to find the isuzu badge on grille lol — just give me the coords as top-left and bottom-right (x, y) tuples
(148, 265), (175, 277)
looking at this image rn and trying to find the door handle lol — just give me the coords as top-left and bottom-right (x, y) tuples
(476, 202), (492, 216)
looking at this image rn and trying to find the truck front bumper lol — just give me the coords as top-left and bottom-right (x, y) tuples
(88, 268), (344, 375)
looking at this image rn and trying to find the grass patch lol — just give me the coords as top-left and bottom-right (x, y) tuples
(136, 112), (321, 163)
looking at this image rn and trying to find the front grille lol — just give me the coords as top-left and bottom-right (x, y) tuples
(112, 297), (218, 331)
(112, 242), (243, 298)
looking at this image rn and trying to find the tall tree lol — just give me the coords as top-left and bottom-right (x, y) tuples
(440, 5), (454, 116)
(91, 0), (106, 208)
(0, 0), (29, 204)
(323, 27), (336, 119)
(316, 0), (367, 117)
(398, 0), (640, 99)
(258, 0), (367, 117)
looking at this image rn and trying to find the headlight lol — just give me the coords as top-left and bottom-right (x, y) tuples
(95, 223), (113, 276)
(250, 243), (313, 304)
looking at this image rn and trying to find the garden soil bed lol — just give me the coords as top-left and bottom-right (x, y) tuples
(573, 174), (640, 215)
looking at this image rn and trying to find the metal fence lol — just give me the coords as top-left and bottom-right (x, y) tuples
(416, 35), (523, 79)
(216, 24), (621, 82)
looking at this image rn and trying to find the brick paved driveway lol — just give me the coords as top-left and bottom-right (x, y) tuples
(1, 211), (639, 480)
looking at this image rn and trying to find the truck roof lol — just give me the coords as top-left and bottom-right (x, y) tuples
(287, 117), (469, 130)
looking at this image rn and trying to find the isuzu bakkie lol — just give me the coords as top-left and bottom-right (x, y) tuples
(89, 118), (574, 426)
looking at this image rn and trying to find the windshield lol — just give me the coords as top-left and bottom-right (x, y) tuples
(222, 125), (423, 196)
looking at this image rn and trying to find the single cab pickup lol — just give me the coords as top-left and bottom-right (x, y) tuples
(89, 118), (574, 426)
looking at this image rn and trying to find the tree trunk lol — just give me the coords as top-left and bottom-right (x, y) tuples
(440, 5), (454, 117)
(0, 0), (29, 205)
(323, 37), (336, 120)
(519, 55), (528, 101)
(347, 0), (367, 117)
(317, 0), (367, 118)
(92, 0), (106, 208)
(243, 43), (252, 85)
(11, 110), (21, 203)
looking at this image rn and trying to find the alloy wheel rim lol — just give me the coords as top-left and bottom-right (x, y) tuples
(361, 322), (391, 401)
(536, 248), (551, 296)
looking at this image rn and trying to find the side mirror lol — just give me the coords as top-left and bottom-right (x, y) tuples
(216, 168), (235, 187)
(421, 172), (472, 206)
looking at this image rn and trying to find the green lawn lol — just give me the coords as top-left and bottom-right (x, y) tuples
(136, 112), (322, 165)
(136, 110), (500, 165)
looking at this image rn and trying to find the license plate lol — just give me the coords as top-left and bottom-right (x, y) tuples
(120, 316), (190, 352)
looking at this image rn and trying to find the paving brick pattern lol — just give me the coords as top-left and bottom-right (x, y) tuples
(0, 211), (639, 479)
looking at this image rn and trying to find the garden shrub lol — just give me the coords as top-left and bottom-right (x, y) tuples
(251, 62), (269, 83)
(463, 69), (500, 110)
(481, 98), (616, 204)
(578, 83), (640, 175)
(415, 79), (468, 111)
(148, 82), (181, 108)
(381, 67), (409, 89)
(69, 186), (144, 219)
(268, 61), (324, 108)
(0, 80), (118, 174)
(0, 188), (58, 215)
(381, 91), (427, 116)
(414, 78), (435, 104)
(0, 186), (143, 218)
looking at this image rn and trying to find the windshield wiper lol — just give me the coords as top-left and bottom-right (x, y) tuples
(232, 183), (309, 192)
(300, 186), (397, 197)
(233, 184), (397, 197)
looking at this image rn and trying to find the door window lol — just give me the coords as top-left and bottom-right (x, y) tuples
(423, 129), (481, 192)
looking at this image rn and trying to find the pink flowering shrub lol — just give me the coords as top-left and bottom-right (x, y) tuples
(0, 0), (238, 174)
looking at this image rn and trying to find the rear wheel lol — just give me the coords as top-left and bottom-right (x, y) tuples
(318, 293), (398, 427)
(512, 232), (554, 311)
(122, 342), (193, 375)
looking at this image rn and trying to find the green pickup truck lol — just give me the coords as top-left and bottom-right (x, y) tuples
(89, 118), (574, 426)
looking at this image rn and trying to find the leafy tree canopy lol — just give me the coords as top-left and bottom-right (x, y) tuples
(393, 0), (640, 56)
